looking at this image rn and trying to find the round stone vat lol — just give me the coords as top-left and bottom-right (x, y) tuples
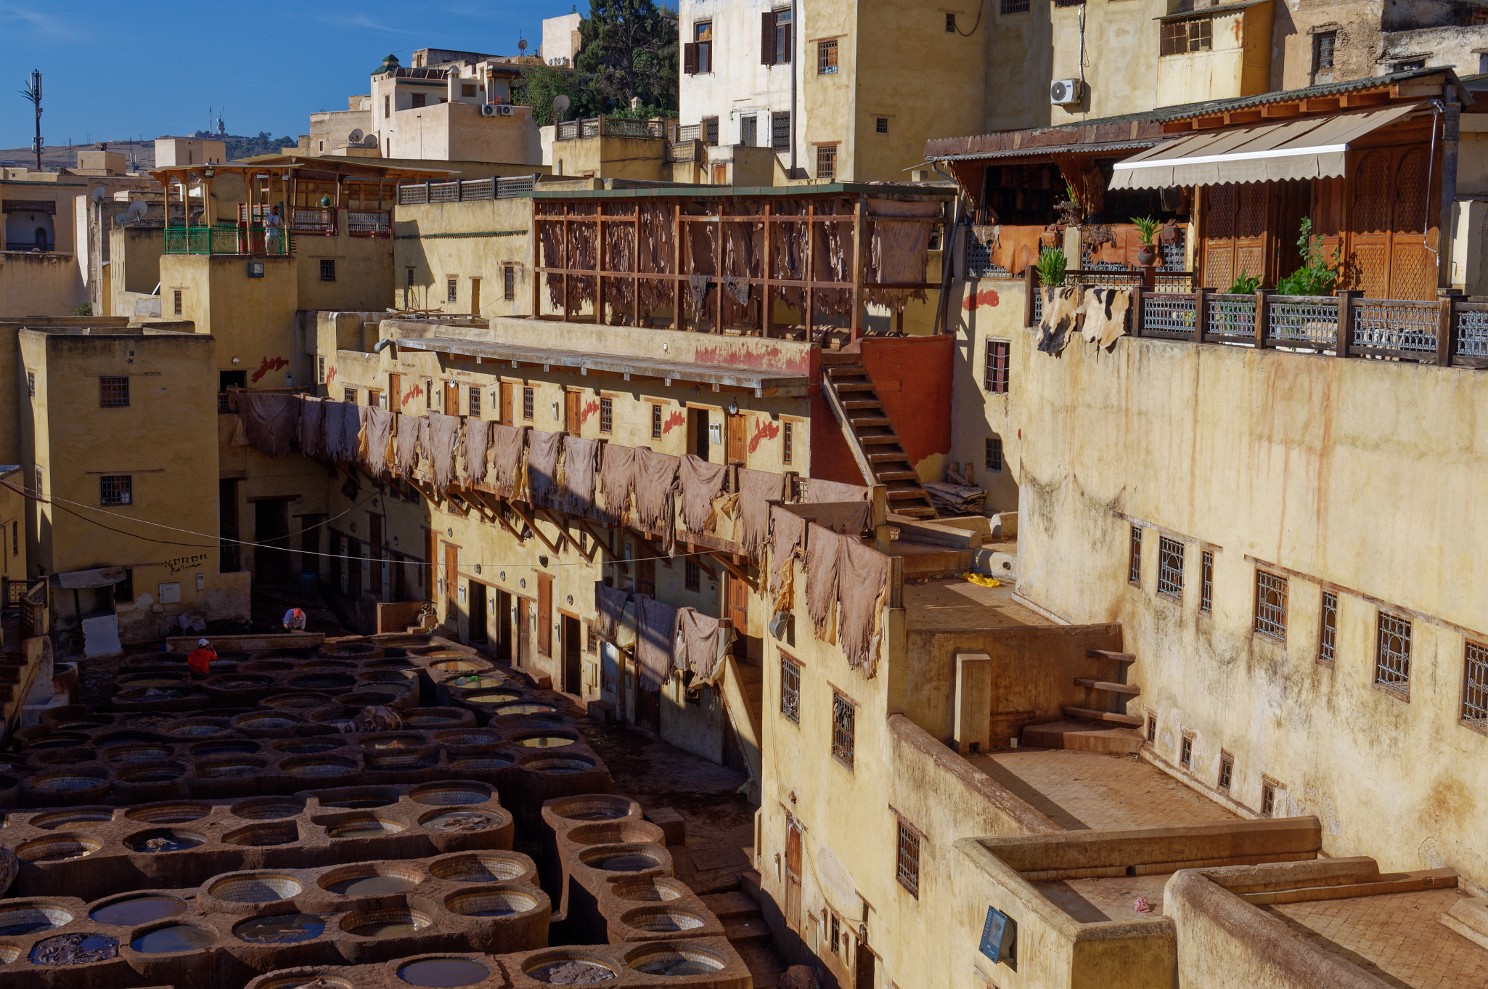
(206, 872), (303, 905)
(577, 843), (664, 875)
(567, 821), (665, 847)
(545, 794), (637, 824)
(233, 913), (327, 945)
(419, 809), (505, 834)
(397, 955), (492, 987)
(318, 862), (425, 898)
(339, 907), (431, 938)
(0, 901), (73, 937)
(619, 905), (707, 933)
(521, 951), (618, 984)
(224, 821), (301, 847)
(125, 828), (206, 854)
(28, 807), (113, 830)
(326, 814), (406, 839)
(231, 797), (305, 821)
(282, 755), (358, 779)
(443, 887), (541, 919)
(409, 781), (493, 807)
(131, 922), (217, 953)
(428, 851), (531, 885)
(124, 801), (211, 824)
(625, 942), (728, 977)
(609, 877), (688, 902)
(90, 894), (187, 927)
(16, 832), (102, 864)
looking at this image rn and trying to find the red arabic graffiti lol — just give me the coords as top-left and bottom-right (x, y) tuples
(250, 355), (290, 384)
(963, 289), (1001, 311)
(401, 383), (424, 408)
(580, 399), (600, 424)
(661, 410), (687, 435)
(324, 366), (338, 386)
(748, 418), (780, 453)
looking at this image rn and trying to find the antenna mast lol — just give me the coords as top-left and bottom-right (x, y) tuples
(20, 70), (43, 170)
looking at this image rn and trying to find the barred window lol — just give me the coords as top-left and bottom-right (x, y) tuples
(831, 689), (855, 768)
(1253, 570), (1288, 640)
(173, 289), (183, 316)
(772, 111), (791, 150)
(99, 376), (130, 408)
(34, 467), (42, 499)
(783, 422), (795, 464)
(599, 397), (613, 433)
(1145, 710), (1157, 743)
(1313, 31), (1337, 71)
(100, 474), (133, 506)
(895, 818), (921, 897)
(815, 144), (838, 181)
(1128, 526), (1142, 585)
(1462, 641), (1488, 727)
(875, 117), (889, 135)
(1260, 779), (1278, 817)
(1000, 0), (1030, 12)
(446, 276), (458, 303)
(985, 436), (1003, 472)
(1157, 536), (1184, 599)
(651, 403), (663, 439)
(317, 357), (326, 385)
(1200, 550), (1214, 613)
(780, 655), (801, 724)
(984, 339), (1010, 393)
(684, 559), (700, 592)
(1317, 591), (1338, 665)
(26, 371), (35, 397)
(344, 387), (358, 404)
(319, 259), (336, 282)
(1161, 15), (1212, 56)
(1218, 752), (1233, 791)
(1375, 612), (1412, 694)
(1179, 730), (1194, 770)
(522, 387), (535, 421)
(503, 264), (516, 301)
(817, 39), (838, 74)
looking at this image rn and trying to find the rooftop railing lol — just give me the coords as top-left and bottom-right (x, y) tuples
(163, 224), (292, 257)
(554, 116), (672, 142)
(397, 175), (537, 206)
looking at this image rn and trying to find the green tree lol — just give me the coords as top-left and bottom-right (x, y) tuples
(514, 63), (592, 126)
(575, 0), (678, 116)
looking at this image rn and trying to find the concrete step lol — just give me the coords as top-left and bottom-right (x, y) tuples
(1061, 705), (1143, 727)
(722, 914), (774, 945)
(1087, 649), (1137, 664)
(700, 891), (761, 920)
(1073, 678), (1141, 696)
(1021, 719), (1144, 755)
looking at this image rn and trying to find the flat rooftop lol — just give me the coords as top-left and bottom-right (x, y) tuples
(902, 576), (1051, 632)
(1268, 888), (1488, 988)
(970, 748), (1237, 832)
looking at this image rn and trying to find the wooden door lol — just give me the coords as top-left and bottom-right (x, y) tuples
(388, 372), (402, 411)
(726, 412), (748, 465)
(785, 818), (803, 931)
(424, 528), (437, 601)
(725, 572), (749, 650)
(443, 542), (459, 617)
(470, 277), (482, 316)
(565, 389), (582, 434)
(1199, 183), (1270, 290)
(536, 573), (553, 657)
(1350, 146), (1438, 299)
(444, 380), (461, 416)
(368, 513), (384, 596)
(500, 382), (514, 424)
(517, 597), (531, 666)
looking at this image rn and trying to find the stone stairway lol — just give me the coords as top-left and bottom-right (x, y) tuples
(703, 881), (786, 988)
(1021, 648), (1144, 754)
(819, 354), (937, 519)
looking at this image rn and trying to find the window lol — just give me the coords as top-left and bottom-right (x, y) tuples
(446, 277), (458, 304)
(1313, 31), (1337, 71)
(875, 117), (889, 135)
(740, 114), (758, 147)
(829, 912), (841, 956)
(1146, 710), (1157, 743)
(895, 818), (921, 897)
(689, 20), (713, 74)
(344, 387), (357, 404)
(1179, 730), (1194, 771)
(1161, 15), (1213, 56)
(319, 259), (336, 282)
(99, 376), (130, 408)
(1253, 570), (1288, 641)
(984, 436), (1002, 472)
(115, 568), (134, 604)
(1218, 752), (1233, 791)
(764, 7), (792, 65)
(173, 289), (183, 316)
(522, 386), (535, 421)
(651, 404), (663, 440)
(502, 264), (516, 301)
(599, 397), (613, 433)
(702, 116), (720, 146)
(1157, 535), (1184, 599)
(1317, 591), (1338, 665)
(411, 93), (427, 109)
(468, 386), (481, 418)
(1000, 0), (1030, 12)
(815, 144), (838, 180)
(100, 474), (133, 506)
(461, 82), (477, 98)
(26, 371), (35, 397)
(817, 39), (838, 74)
(772, 111), (791, 150)
(684, 559), (700, 592)
(1375, 611), (1412, 694)
(425, 379), (433, 410)
(384, 95), (391, 118)
(317, 357), (326, 385)
(369, 388), (384, 410)
(1393, 58), (1426, 72)
(1463, 641), (1488, 727)
(1200, 550), (1214, 613)
(782, 421), (794, 464)
(831, 689), (855, 768)
(945, 12), (957, 31)
(1260, 779), (1278, 817)
(780, 654), (801, 723)
(9, 520), (16, 556)
(984, 339), (1010, 393)
(1128, 526), (1142, 585)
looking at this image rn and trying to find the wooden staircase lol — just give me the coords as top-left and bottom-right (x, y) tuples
(819, 355), (937, 519)
(1021, 648), (1144, 754)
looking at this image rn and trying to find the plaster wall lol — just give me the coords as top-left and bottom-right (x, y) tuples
(387, 102), (542, 166)
(949, 276), (1028, 513)
(0, 253), (82, 317)
(549, 136), (670, 182)
(160, 255), (303, 384)
(394, 198), (534, 317)
(1155, 5), (1274, 109)
(0, 467), (24, 585)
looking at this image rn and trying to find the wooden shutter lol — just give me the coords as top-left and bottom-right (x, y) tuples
(761, 10), (778, 65)
(537, 574), (553, 657)
(683, 42), (699, 75)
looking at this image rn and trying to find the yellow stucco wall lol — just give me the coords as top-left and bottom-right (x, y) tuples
(394, 199), (535, 318)
(1155, 6), (1275, 109)
(0, 466), (24, 586)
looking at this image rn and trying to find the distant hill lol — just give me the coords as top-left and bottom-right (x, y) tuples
(192, 131), (297, 161)
(0, 131), (298, 172)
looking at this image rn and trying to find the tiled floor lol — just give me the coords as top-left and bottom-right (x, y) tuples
(1270, 889), (1488, 989)
(971, 749), (1237, 830)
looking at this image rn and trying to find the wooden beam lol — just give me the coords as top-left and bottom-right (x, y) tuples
(704, 548), (758, 594)
(507, 500), (563, 557)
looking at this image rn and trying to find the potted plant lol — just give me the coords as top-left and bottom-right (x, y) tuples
(1036, 247), (1067, 288)
(1131, 215), (1160, 267)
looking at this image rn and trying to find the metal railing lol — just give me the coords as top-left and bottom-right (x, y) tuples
(4, 242), (57, 253)
(1267, 296), (1339, 353)
(1205, 294), (1257, 343)
(1141, 293), (1197, 340)
(163, 225), (292, 256)
(347, 210), (391, 237)
(397, 175), (537, 206)
(555, 116), (671, 142)
(1351, 299), (1438, 357)
(290, 207), (336, 236)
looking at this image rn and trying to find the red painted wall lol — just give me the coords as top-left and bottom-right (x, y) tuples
(857, 335), (953, 467)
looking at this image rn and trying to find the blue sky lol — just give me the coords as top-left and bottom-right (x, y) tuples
(0, 0), (585, 148)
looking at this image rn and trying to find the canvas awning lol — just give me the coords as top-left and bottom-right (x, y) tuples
(1109, 103), (1425, 190)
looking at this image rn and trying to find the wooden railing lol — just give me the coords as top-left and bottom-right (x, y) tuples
(397, 175), (538, 206)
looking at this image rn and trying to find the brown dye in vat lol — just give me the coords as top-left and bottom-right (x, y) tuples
(89, 895), (186, 926)
(30, 933), (118, 965)
(326, 875), (417, 896)
(528, 960), (615, 984)
(518, 736), (576, 748)
(131, 924), (217, 953)
(233, 913), (326, 944)
(397, 957), (490, 986)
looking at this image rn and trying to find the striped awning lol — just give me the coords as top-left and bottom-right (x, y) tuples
(1109, 103), (1425, 190)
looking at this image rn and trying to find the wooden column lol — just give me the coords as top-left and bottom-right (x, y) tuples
(1193, 287), (1209, 344)
(762, 203), (773, 337)
(1436, 100), (1461, 291)
(595, 210), (604, 325)
(1254, 290), (1271, 349)
(805, 202), (815, 340)
(1437, 294), (1458, 366)
(1336, 289), (1361, 358)
(850, 194), (867, 342)
(673, 202), (685, 331)
(529, 206), (541, 318)
(714, 214), (724, 333)
(633, 207), (641, 328)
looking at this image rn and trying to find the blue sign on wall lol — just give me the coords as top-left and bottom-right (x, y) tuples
(979, 906), (1016, 964)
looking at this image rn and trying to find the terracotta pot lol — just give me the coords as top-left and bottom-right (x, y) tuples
(1137, 244), (1158, 266)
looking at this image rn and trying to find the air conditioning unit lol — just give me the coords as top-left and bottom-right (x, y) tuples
(1050, 78), (1084, 106)
(481, 103), (499, 117)
(496, 104), (514, 116)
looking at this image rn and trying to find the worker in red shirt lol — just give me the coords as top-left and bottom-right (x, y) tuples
(187, 637), (217, 680)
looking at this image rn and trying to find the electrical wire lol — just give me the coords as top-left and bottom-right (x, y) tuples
(954, 0), (986, 37)
(0, 478), (718, 572)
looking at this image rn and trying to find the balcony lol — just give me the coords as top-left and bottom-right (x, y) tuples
(554, 116), (673, 142)
(396, 175), (536, 206)
(163, 224), (292, 257)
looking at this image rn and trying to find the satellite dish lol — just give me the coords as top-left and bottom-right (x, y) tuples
(127, 200), (149, 220)
(348, 129), (365, 145)
(552, 94), (570, 119)
(518, 38), (529, 53)
(363, 134), (379, 148)
(91, 186), (107, 204)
